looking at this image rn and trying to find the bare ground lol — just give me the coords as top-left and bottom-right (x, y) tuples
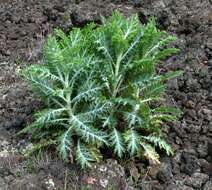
(0, 0), (212, 189)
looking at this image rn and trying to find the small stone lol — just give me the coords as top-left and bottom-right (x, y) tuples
(0, 150), (10, 158)
(189, 125), (201, 133)
(185, 100), (195, 109)
(172, 121), (187, 138)
(20, 30), (27, 37)
(148, 158), (173, 183)
(0, 166), (12, 178)
(4, 116), (25, 129)
(208, 122), (212, 133)
(165, 184), (178, 190)
(85, 177), (97, 185)
(129, 165), (140, 182)
(197, 143), (208, 158)
(99, 179), (109, 188)
(148, 165), (160, 179)
(53, 5), (65, 12)
(172, 162), (181, 175)
(0, 177), (6, 189)
(141, 183), (152, 190)
(99, 165), (107, 172)
(175, 136), (182, 145)
(181, 185), (195, 190)
(167, 78), (178, 90)
(133, 0), (142, 7)
(9, 88), (26, 98)
(173, 152), (182, 163)
(208, 142), (212, 157)
(181, 152), (200, 175)
(199, 159), (212, 176)
(184, 172), (209, 189)
(45, 177), (56, 190)
(203, 181), (212, 190)
(156, 158), (173, 183)
(206, 40), (212, 49)
(166, 184), (194, 190)
(202, 109), (212, 121)
(2, 50), (11, 56)
(140, 180), (163, 190)
(186, 109), (197, 120)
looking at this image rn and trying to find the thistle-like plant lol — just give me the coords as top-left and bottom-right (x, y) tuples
(20, 12), (182, 167)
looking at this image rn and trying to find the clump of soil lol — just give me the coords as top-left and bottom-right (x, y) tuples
(0, 0), (211, 189)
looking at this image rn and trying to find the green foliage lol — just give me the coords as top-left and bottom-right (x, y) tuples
(20, 12), (182, 167)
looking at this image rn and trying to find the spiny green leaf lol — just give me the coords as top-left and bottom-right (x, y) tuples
(58, 127), (73, 161)
(124, 129), (140, 156)
(71, 115), (108, 145)
(162, 70), (184, 81)
(142, 135), (174, 156)
(140, 142), (160, 164)
(76, 141), (94, 168)
(109, 128), (125, 157)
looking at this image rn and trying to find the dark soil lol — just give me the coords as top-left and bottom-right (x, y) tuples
(0, 0), (212, 189)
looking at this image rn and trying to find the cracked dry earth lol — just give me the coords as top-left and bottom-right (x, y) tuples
(0, 0), (212, 189)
